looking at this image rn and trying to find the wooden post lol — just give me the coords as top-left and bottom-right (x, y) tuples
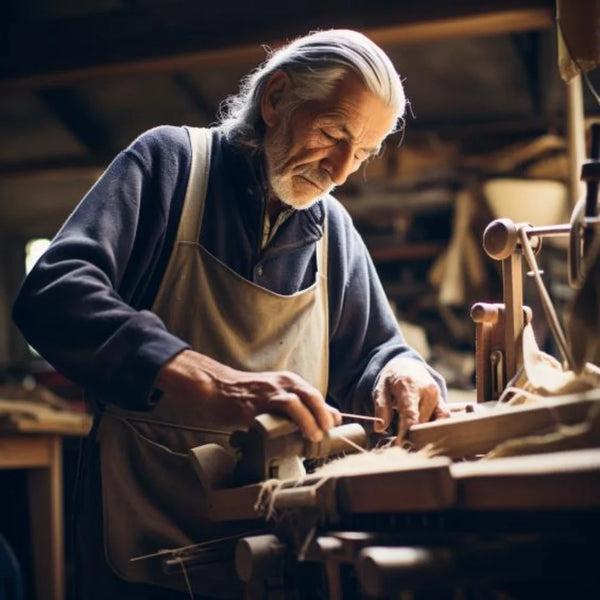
(28, 436), (64, 600)
(566, 74), (586, 207)
(502, 252), (524, 385)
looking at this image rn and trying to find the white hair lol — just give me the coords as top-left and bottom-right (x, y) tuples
(218, 29), (406, 149)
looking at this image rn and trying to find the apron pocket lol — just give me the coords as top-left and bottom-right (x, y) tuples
(97, 412), (248, 597)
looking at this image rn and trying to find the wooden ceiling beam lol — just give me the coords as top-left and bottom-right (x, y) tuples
(37, 87), (113, 156)
(366, 9), (553, 46)
(1, 6), (553, 91)
(171, 73), (223, 125)
(0, 156), (110, 179)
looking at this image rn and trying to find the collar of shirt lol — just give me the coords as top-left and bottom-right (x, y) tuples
(261, 205), (295, 249)
(218, 129), (326, 249)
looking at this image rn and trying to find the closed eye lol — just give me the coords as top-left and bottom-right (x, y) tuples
(320, 129), (375, 164)
(320, 129), (342, 143)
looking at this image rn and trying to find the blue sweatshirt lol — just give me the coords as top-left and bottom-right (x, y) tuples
(12, 126), (444, 415)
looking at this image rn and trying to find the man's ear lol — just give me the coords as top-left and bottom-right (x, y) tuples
(261, 70), (292, 127)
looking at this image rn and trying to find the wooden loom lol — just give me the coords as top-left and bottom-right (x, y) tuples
(150, 129), (600, 600)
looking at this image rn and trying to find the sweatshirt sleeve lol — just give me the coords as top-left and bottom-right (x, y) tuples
(12, 126), (191, 410)
(325, 197), (447, 416)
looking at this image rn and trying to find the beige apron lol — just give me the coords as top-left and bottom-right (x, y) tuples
(97, 127), (329, 594)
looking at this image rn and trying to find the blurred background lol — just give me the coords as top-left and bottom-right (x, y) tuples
(1, 0), (599, 390)
(1, 0), (599, 395)
(0, 2), (599, 596)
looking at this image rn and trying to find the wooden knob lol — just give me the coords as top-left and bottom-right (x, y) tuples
(357, 546), (452, 596)
(483, 218), (518, 260)
(235, 535), (286, 582)
(470, 302), (500, 324)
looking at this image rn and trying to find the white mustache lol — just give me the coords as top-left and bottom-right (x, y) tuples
(298, 168), (335, 192)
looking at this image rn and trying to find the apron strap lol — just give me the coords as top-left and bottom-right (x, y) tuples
(180, 125), (329, 277)
(177, 127), (212, 243)
(316, 201), (328, 276)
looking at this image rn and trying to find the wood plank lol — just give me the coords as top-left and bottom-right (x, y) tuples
(452, 448), (600, 509)
(206, 445), (600, 521)
(367, 9), (553, 46)
(208, 485), (263, 522)
(0, 434), (52, 468)
(0, 399), (92, 436)
(207, 456), (455, 521)
(336, 457), (455, 514)
(0, 418), (92, 436)
(406, 391), (600, 459)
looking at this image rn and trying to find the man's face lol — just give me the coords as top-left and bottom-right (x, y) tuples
(262, 72), (397, 210)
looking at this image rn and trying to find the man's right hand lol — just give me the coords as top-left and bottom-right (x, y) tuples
(155, 349), (340, 442)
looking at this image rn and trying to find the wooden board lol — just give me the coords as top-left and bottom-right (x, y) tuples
(0, 434), (53, 468)
(452, 448), (600, 509)
(205, 448), (600, 521)
(407, 391), (600, 459)
(207, 484), (263, 522)
(0, 399), (92, 436)
(335, 457), (454, 515)
(206, 456), (455, 522)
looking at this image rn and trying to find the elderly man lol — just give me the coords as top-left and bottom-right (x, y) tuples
(13, 29), (449, 599)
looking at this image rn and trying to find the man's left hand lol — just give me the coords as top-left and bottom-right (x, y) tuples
(372, 357), (450, 441)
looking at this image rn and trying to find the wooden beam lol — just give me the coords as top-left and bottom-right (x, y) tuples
(406, 391), (600, 459)
(0, 156), (109, 178)
(365, 8), (553, 46)
(172, 73), (218, 124)
(37, 87), (113, 156)
(0, 8), (553, 91)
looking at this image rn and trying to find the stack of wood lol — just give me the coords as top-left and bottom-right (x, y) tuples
(0, 383), (91, 435)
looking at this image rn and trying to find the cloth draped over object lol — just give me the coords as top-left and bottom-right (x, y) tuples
(557, 0), (600, 82)
(511, 322), (600, 400)
(486, 322), (600, 458)
(428, 189), (487, 307)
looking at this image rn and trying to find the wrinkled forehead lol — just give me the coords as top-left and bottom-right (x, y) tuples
(301, 72), (398, 134)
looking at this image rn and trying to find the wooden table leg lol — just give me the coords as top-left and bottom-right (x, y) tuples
(28, 435), (64, 600)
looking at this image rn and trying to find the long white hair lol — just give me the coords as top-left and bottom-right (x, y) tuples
(218, 29), (406, 149)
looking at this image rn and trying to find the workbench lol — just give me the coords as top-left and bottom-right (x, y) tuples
(0, 401), (91, 600)
(171, 391), (600, 599)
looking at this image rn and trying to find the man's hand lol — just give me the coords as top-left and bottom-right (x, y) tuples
(155, 349), (341, 442)
(372, 357), (450, 441)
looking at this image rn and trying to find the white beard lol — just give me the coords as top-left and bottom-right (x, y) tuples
(264, 122), (335, 210)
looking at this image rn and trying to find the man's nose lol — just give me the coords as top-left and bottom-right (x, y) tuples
(323, 145), (355, 185)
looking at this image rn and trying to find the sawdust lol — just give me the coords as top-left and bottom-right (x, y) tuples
(310, 443), (439, 478)
(255, 442), (440, 520)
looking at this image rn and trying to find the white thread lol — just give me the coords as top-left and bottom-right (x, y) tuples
(337, 432), (369, 454)
(130, 530), (266, 562)
(177, 556), (195, 600)
(297, 524), (316, 561)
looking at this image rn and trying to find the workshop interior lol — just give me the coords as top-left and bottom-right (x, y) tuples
(1, 1), (600, 599)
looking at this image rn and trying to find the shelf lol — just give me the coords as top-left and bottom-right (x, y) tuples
(367, 242), (446, 262)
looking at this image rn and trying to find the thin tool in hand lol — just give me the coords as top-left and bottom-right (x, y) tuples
(338, 412), (384, 424)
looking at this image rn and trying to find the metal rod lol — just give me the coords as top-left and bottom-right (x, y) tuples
(522, 224), (571, 238)
(519, 221), (597, 240)
(518, 227), (576, 370)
